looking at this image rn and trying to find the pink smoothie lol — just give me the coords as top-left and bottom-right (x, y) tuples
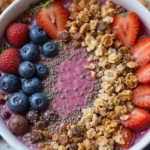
(0, 0), (150, 150)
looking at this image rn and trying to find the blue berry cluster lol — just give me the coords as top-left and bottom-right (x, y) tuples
(0, 25), (59, 114)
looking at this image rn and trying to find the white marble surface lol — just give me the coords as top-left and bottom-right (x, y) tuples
(0, 138), (15, 150)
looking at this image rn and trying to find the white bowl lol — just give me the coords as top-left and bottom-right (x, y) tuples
(0, 0), (150, 150)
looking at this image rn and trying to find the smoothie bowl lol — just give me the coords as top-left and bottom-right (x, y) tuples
(0, 0), (150, 150)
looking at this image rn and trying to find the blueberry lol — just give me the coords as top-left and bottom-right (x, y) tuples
(8, 92), (29, 113)
(20, 43), (40, 62)
(0, 74), (20, 93)
(35, 63), (48, 79)
(41, 41), (58, 58)
(29, 25), (48, 44)
(22, 77), (41, 95)
(30, 93), (48, 111)
(19, 61), (35, 79)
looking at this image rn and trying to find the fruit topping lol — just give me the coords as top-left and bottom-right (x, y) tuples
(22, 77), (42, 95)
(8, 115), (28, 135)
(42, 110), (59, 124)
(0, 74), (21, 93)
(35, 63), (48, 79)
(20, 43), (40, 62)
(1, 112), (11, 120)
(135, 63), (150, 84)
(132, 84), (150, 108)
(131, 38), (150, 66)
(6, 23), (29, 47)
(19, 61), (35, 79)
(0, 48), (22, 74)
(41, 41), (58, 58)
(37, 1), (68, 40)
(112, 11), (139, 48)
(121, 107), (150, 130)
(29, 93), (48, 111)
(8, 92), (29, 114)
(117, 127), (134, 149)
(0, 99), (6, 105)
(29, 25), (48, 44)
(26, 110), (40, 124)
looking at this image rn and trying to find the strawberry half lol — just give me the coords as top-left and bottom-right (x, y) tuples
(37, 1), (68, 40)
(131, 38), (150, 66)
(112, 11), (139, 48)
(118, 127), (134, 149)
(132, 85), (150, 108)
(0, 48), (22, 74)
(135, 63), (150, 84)
(121, 107), (150, 130)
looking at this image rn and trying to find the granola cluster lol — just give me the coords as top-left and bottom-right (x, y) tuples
(29, 0), (139, 149)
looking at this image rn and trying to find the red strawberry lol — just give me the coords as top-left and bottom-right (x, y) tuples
(112, 11), (139, 48)
(131, 38), (150, 66)
(132, 85), (150, 108)
(118, 127), (134, 149)
(135, 63), (150, 84)
(0, 48), (22, 74)
(6, 23), (29, 47)
(121, 107), (150, 130)
(37, 1), (68, 40)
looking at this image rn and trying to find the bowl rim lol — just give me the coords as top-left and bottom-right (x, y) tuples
(0, 0), (150, 150)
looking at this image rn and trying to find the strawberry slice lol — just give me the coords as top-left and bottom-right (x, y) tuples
(112, 11), (139, 48)
(118, 127), (134, 149)
(121, 107), (150, 130)
(132, 85), (150, 108)
(37, 1), (68, 40)
(131, 38), (150, 66)
(135, 63), (150, 84)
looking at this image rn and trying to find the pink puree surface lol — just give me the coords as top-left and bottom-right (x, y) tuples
(53, 49), (94, 117)
(0, 0), (150, 150)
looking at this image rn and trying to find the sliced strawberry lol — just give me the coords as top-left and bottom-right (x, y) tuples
(121, 107), (150, 130)
(135, 63), (150, 84)
(132, 85), (150, 108)
(131, 38), (150, 66)
(37, 1), (68, 40)
(112, 11), (139, 48)
(118, 127), (134, 149)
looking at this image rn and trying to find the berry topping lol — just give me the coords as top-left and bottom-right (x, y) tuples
(131, 38), (150, 66)
(22, 77), (42, 95)
(41, 41), (58, 58)
(29, 25), (48, 44)
(0, 99), (6, 105)
(19, 61), (35, 79)
(0, 48), (22, 74)
(135, 63), (150, 84)
(121, 107), (150, 130)
(6, 23), (29, 47)
(20, 43), (40, 62)
(112, 11), (139, 48)
(118, 127), (134, 149)
(42, 110), (59, 123)
(0, 74), (21, 93)
(37, 1), (68, 40)
(35, 63), (48, 79)
(132, 85), (150, 108)
(29, 93), (48, 111)
(8, 92), (29, 114)
(26, 110), (39, 123)
(1, 112), (11, 120)
(8, 115), (28, 135)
